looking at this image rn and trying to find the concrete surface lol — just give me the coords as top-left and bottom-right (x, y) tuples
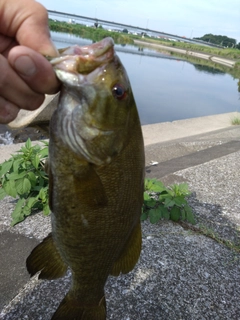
(0, 113), (240, 319)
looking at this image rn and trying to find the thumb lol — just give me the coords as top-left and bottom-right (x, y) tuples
(9, 46), (60, 94)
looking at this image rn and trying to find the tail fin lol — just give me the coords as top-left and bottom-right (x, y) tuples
(51, 295), (106, 320)
(26, 233), (67, 279)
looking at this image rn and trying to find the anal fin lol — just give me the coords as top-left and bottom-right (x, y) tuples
(111, 222), (142, 276)
(26, 233), (67, 279)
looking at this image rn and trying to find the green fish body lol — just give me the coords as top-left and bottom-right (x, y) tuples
(27, 37), (145, 320)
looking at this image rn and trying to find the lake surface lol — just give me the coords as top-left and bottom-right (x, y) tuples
(0, 32), (239, 144)
(52, 32), (240, 125)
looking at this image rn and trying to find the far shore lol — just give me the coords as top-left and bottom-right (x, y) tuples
(133, 39), (236, 68)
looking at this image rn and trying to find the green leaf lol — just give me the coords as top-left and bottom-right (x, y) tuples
(141, 210), (148, 221)
(144, 178), (156, 191)
(23, 178), (32, 194)
(181, 208), (186, 220)
(23, 205), (31, 216)
(13, 158), (23, 173)
(40, 140), (49, 146)
(43, 204), (50, 216)
(184, 205), (196, 224)
(178, 183), (191, 196)
(160, 206), (170, 220)
(144, 178), (165, 193)
(0, 160), (13, 177)
(173, 196), (187, 206)
(33, 144), (41, 152)
(150, 181), (165, 192)
(166, 188), (175, 197)
(25, 138), (32, 149)
(7, 171), (27, 180)
(149, 208), (162, 224)
(164, 197), (175, 208)
(144, 192), (151, 201)
(32, 154), (40, 169)
(158, 191), (169, 201)
(3, 180), (17, 198)
(15, 178), (31, 195)
(19, 146), (27, 154)
(26, 197), (38, 209)
(27, 172), (37, 187)
(38, 177), (45, 188)
(144, 198), (157, 208)
(0, 187), (7, 200)
(33, 186), (43, 192)
(170, 206), (181, 221)
(11, 198), (25, 226)
(38, 188), (46, 201)
(38, 147), (49, 158)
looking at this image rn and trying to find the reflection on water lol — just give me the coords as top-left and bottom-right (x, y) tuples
(193, 64), (225, 75)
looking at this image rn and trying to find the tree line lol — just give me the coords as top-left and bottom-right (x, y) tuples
(48, 19), (133, 44)
(194, 34), (240, 49)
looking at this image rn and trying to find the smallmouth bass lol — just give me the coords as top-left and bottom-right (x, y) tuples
(27, 37), (145, 320)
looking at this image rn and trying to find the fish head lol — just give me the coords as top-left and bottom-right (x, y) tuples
(51, 37), (139, 166)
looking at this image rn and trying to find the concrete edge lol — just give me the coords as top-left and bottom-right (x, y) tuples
(0, 112), (239, 163)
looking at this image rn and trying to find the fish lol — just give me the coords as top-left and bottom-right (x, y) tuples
(26, 37), (145, 320)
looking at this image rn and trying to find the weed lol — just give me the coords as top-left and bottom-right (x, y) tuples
(141, 178), (195, 224)
(0, 139), (49, 225)
(231, 115), (240, 125)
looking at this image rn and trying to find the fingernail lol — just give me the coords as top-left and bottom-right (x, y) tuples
(14, 55), (36, 76)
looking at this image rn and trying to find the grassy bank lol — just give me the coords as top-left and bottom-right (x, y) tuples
(137, 37), (240, 61)
(49, 19), (240, 61)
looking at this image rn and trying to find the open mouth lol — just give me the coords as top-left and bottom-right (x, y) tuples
(50, 37), (115, 74)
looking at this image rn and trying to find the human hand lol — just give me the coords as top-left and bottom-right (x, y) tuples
(0, 0), (60, 124)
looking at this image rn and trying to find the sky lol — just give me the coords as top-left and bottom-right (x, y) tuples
(38, 0), (240, 43)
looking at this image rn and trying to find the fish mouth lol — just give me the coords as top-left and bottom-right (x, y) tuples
(50, 37), (115, 74)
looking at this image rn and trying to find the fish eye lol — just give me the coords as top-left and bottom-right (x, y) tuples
(112, 84), (126, 100)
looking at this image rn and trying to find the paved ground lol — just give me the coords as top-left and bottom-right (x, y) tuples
(0, 113), (240, 319)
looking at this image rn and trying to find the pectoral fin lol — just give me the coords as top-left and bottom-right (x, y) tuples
(26, 233), (67, 279)
(111, 222), (142, 276)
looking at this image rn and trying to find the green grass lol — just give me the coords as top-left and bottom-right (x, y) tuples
(231, 114), (240, 125)
(137, 37), (240, 61)
(179, 221), (240, 253)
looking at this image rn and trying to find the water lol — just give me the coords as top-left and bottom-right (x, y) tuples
(52, 32), (240, 125)
(0, 32), (239, 144)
